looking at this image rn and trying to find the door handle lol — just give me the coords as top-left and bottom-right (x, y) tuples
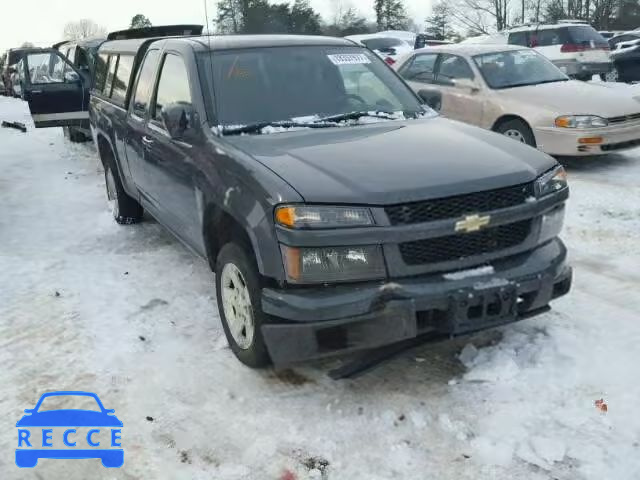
(31, 90), (43, 94)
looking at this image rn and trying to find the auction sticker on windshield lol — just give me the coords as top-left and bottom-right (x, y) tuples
(327, 53), (371, 65)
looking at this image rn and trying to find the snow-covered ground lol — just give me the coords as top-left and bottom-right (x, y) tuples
(1, 96), (639, 479)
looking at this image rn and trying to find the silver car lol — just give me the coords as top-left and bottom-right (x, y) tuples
(396, 44), (640, 156)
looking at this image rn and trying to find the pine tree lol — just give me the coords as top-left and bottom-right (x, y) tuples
(374, 0), (408, 30)
(425, 2), (453, 40)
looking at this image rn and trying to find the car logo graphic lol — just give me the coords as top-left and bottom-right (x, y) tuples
(15, 391), (123, 468)
(455, 214), (491, 233)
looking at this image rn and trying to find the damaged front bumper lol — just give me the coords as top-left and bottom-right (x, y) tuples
(261, 239), (572, 366)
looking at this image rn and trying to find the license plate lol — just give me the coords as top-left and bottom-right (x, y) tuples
(448, 283), (518, 334)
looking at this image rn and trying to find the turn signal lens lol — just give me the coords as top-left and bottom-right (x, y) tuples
(275, 205), (374, 229)
(578, 137), (603, 144)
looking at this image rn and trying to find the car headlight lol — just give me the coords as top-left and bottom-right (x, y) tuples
(280, 245), (385, 283)
(555, 115), (608, 128)
(275, 205), (374, 229)
(535, 166), (568, 197)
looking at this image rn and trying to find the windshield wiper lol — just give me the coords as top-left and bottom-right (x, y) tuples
(497, 78), (569, 89)
(221, 121), (334, 135)
(313, 111), (400, 124)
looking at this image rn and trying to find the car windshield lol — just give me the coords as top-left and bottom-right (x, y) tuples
(474, 49), (568, 89)
(37, 395), (102, 412)
(200, 45), (425, 132)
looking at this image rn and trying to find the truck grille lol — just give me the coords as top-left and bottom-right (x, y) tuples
(385, 182), (534, 225)
(399, 219), (532, 265)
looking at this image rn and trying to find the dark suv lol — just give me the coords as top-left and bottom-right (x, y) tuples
(20, 34), (572, 367)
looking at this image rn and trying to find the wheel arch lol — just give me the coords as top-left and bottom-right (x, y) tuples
(491, 114), (537, 146)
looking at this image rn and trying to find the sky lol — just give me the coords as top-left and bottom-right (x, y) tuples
(0, 0), (433, 54)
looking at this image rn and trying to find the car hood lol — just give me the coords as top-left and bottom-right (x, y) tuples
(16, 410), (123, 427)
(497, 80), (640, 117)
(225, 118), (556, 205)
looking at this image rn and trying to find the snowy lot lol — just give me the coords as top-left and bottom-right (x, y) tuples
(1, 96), (639, 479)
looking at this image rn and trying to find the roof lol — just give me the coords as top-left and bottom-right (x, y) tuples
(414, 43), (525, 56)
(508, 22), (595, 32)
(99, 34), (356, 54)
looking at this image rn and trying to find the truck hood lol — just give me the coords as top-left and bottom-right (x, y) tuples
(497, 80), (640, 117)
(225, 118), (556, 205)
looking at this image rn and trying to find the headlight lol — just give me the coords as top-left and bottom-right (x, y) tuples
(535, 166), (567, 197)
(555, 115), (608, 128)
(280, 245), (385, 283)
(275, 205), (374, 229)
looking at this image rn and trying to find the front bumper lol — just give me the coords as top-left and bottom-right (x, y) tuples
(261, 239), (571, 366)
(534, 121), (640, 156)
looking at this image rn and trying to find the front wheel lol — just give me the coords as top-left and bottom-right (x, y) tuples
(496, 119), (537, 148)
(215, 243), (271, 368)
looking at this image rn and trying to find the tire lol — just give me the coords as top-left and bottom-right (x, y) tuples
(495, 119), (537, 148)
(215, 242), (271, 368)
(63, 126), (87, 143)
(601, 67), (619, 82)
(103, 155), (143, 225)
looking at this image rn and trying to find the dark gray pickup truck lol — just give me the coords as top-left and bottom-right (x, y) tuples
(21, 33), (572, 368)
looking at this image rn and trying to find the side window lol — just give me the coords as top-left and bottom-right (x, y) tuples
(399, 53), (438, 83)
(111, 54), (134, 106)
(508, 31), (529, 46)
(437, 54), (474, 83)
(26, 53), (70, 84)
(151, 54), (192, 127)
(537, 29), (562, 46)
(94, 53), (109, 92)
(131, 49), (160, 118)
(104, 55), (118, 96)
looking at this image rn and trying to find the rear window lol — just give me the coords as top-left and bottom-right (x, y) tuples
(362, 38), (405, 50)
(111, 54), (134, 106)
(8, 50), (25, 66)
(94, 53), (109, 92)
(567, 26), (608, 47)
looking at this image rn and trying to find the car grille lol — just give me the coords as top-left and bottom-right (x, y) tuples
(385, 182), (535, 225)
(607, 113), (640, 124)
(399, 219), (532, 265)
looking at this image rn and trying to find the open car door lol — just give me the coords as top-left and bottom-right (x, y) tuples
(21, 49), (89, 128)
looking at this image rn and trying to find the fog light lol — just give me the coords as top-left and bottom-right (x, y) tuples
(539, 206), (565, 244)
(281, 245), (385, 284)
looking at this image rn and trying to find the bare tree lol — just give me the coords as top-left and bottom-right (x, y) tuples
(63, 19), (107, 41)
(451, 0), (510, 34)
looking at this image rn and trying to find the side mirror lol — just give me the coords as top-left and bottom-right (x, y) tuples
(417, 89), (442, 111)
(64, 71), (80, 84)
(24, 409), (34, 414)
(104, 409), (115, 415)
(161, 102), (198, 141)
(8, 67), (17, 74)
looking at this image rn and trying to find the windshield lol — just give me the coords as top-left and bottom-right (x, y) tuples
(474, 49), (567, 89)
(37, 395), (102, 412)
(201, 46), (423, 130)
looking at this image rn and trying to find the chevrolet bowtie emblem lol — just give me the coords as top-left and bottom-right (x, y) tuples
(455, 214), (491, 233)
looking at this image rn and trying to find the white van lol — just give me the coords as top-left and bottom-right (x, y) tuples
(505, 22), (611, 79)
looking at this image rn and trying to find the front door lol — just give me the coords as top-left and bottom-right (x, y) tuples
(143, 52), (201, 244)
(21, 50), (89, 128)
(434, 54), (484, 126)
